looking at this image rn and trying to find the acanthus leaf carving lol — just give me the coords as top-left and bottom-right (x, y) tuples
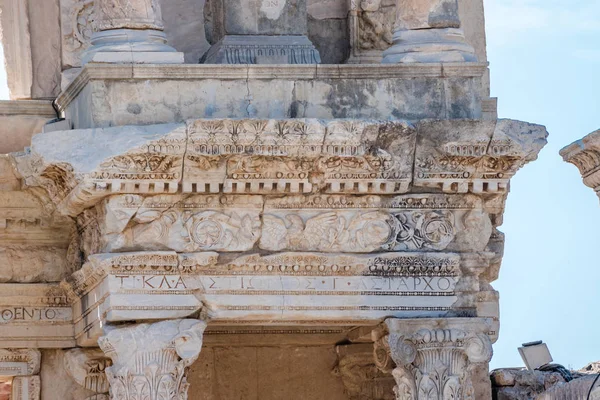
(98, 319), (206, 400)
(375, 318), (493, 400)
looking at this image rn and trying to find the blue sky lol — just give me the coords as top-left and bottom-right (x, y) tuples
(0, 0), (598, 370)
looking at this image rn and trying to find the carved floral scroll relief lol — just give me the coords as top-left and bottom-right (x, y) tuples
(79, 193), (491, 255)
(86, 194), (263, 254)
(261, 194), (492, 253)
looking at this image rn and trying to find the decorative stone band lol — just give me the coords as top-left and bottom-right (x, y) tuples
(15, 118), (547, 217)
(85, 193), (491, 255)
(98, 319), (206, 400)
(560, 129), (600, 202)
(373, 317), (493, 400)
(0, 349), (41, 376)
(62, 250), (496, 346)
(0, 349), (41, 400)
(204, 35), (322, 65)
(0, 285), (74, 348)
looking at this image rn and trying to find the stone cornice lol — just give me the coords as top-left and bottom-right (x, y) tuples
(0, 100), (56, 117)
(55, 63), (489, 114)
(561, 130), (600, 200)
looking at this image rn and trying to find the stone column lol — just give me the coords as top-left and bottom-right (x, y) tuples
(82, 0), (183, 64)
(98, 319), (206, 400)
(373, 318), (493, 399)
(382, 0), (477, 63)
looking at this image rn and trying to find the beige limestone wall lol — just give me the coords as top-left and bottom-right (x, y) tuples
(39, 350), (95, 400)
(188, 345), (348, 400)
(0, 100), (55, 154)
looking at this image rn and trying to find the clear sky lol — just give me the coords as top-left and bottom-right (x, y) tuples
(0, 0), (598, 371)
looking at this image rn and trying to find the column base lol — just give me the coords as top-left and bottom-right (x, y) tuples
(82, 29), (184, 65)
(204, 35), (321, 64)
(382, 28), (477, 64)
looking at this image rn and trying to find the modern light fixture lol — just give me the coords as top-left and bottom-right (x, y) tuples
(518, 341), (553, 370)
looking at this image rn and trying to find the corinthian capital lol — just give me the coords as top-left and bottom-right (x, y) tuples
(374, 318), (493, 400)
(98, 319), (207, 400)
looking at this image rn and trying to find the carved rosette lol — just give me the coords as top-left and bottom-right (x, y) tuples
(98, 319), (206, 400)
(94, 0), (164, 31)
(374, 318), (493, 400)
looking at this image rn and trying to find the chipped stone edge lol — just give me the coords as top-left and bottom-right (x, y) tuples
(55, 62), (490, 114)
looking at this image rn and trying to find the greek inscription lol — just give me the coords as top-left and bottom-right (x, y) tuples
(115, 275), (188, 290)
(0, 307), (63, 322)
(202, 276), (456, 293)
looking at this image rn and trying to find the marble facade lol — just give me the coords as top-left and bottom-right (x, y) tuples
(0, 0), (548, 399)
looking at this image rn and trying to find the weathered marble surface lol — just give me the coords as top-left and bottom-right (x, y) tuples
(99, 319), (206, 400)
(0, 284), (74, 348)
(561, 129), (600, 202)
(0, 101), (55, 154)
(374, 317), (493, 400)
(57, 64), (487, 128)
(16, 118), (546, 222)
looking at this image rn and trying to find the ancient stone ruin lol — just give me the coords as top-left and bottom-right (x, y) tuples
(0, 0), (562, 399)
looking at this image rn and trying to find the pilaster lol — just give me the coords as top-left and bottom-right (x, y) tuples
(98, 319), (206, 400)
(373, 318), (493, 399)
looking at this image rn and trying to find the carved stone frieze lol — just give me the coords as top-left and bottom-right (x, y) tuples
(415, 120), (548, 193)
(374, 318), (493, 399)
(186, 119), (415, 195)
(98, 319), (206, 400)
(561, 129), (600, 202)
(261, 194), (491, 253)
(83, 194), (263, 255)
(15, 119), (546, 216)
(16, 123), (187, 216)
